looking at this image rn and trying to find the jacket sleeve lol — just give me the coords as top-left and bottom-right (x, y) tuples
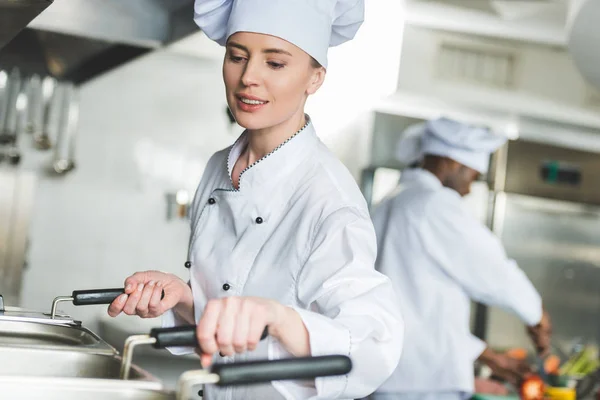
(272, 207), (404, 399)
(420, 192), (542, 327)
(161, 281), (196, 356)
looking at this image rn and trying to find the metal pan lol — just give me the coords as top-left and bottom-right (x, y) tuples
(0, 353), (353, 400)
(0, 346), (155, 381)
(0, 287), (164, 352)
(0, 289), (131, 354)
(0, 319), (116, 354)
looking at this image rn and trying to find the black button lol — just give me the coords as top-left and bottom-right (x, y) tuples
(184, 261), (191, 269)
(198, 390), (204, 397)
(255, 217), (263, 224)
(208, 198), (216, 205)
(222, 283), (231, 291)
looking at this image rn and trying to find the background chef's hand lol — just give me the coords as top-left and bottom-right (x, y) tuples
(195, 296), (287, 368)
(527, 309), (552, 357)
(107, 271), (193, 319)
(479, 347), (532, 388)
(474, 377), (509, 396)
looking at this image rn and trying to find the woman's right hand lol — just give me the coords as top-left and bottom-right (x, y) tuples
(107, 271), (193, 319)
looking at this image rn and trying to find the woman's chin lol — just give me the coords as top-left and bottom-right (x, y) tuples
(233, 114), (271, 131)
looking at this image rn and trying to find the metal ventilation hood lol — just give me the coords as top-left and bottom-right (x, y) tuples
(0, 0), (53, 50)
(0, 0), (198, 85)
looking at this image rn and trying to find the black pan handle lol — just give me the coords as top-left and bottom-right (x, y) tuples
(72, 288), (164, 306)
(72, 288), (125, 305)
(212, 355), (352, 386)
(149, 325), (268, 349)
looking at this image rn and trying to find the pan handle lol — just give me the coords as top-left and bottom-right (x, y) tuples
(212, 355), (352, 386)
(72, 288), (165, 306)
(72, 288), (125, 305)
(149, 325), (268, 349)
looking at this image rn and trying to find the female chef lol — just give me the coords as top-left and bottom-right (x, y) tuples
(108, 1), (404, 399)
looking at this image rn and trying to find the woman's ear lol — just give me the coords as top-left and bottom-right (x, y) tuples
(306, 67), (326, 95)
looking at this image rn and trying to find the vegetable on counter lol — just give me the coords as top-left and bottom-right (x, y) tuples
(520, 374), (545, 400)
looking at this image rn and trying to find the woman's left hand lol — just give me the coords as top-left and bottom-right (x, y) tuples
(196, 296), (289, 367)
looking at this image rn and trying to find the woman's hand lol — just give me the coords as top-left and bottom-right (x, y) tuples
(107, 271), (193, 322)
(196, 296), (310, 367)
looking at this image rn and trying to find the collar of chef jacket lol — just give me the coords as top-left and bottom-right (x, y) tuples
(400, 168), (443, 189)
(224, 116), (319, 201)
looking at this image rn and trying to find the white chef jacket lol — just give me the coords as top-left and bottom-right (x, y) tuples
(372, 168), (541, 397)
(163, 118), (404, 400)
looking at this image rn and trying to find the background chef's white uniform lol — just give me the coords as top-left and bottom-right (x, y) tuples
(164, 119), (404, 400)
(371, 119), (543, 400)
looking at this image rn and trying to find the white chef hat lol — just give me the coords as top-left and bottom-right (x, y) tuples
(421, 117), (507, 174)
(395, 122), (426, 166)
(193, 0), (365, 68)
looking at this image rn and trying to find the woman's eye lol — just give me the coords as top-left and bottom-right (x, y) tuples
(268, 62), (285, 70)
(229, 55), (245, 63)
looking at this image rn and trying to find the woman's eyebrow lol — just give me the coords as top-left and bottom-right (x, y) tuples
(227, 41), (292, 57)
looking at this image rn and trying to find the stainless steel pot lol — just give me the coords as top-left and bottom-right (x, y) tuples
(0, 289), (130, 355)
(0, 352), (353, 400)
(0, 346), (154, 380)
(0, 319), (116, 354)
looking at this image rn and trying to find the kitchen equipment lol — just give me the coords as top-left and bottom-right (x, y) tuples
(482, 140), (600, 354)
(0, 345), (154, 380)
(34, 75), (56, 150)
(119, 325), (269, 380)
(0, 354), (352, 400)
(0, 318), (116, 354)
(0, 287), (156, 354)
(50, 287), (127, 319)
(51, 82), (78, 174)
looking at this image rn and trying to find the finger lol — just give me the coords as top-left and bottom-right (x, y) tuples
(201, 353), (213, 369)
(148, 282), (164, 316)
(197, 300), (222, 357)
(247, 305), (267, 352)
(123, 283), (144, 315)
(216, 298), (239, 357)
(136, 281), (156, 317)
(107, 294), (128, 317)
(124, 273), (146, 294)
(232, 301), (251, 353)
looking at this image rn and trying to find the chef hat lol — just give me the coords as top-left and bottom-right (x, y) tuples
(193, 0), (365, 68)
(421, 117), (507, 174)
(395, 122), (426, 166)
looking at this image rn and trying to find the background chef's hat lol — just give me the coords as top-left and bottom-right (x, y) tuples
(193, 0), (365, 68)
(395, 122), (426, 166)
(421, 117), (507, 174)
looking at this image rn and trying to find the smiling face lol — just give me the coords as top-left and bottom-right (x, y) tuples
(222, 32), (325, 131)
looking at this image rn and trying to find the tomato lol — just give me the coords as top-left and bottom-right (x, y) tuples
(520, 375), (545, 400)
